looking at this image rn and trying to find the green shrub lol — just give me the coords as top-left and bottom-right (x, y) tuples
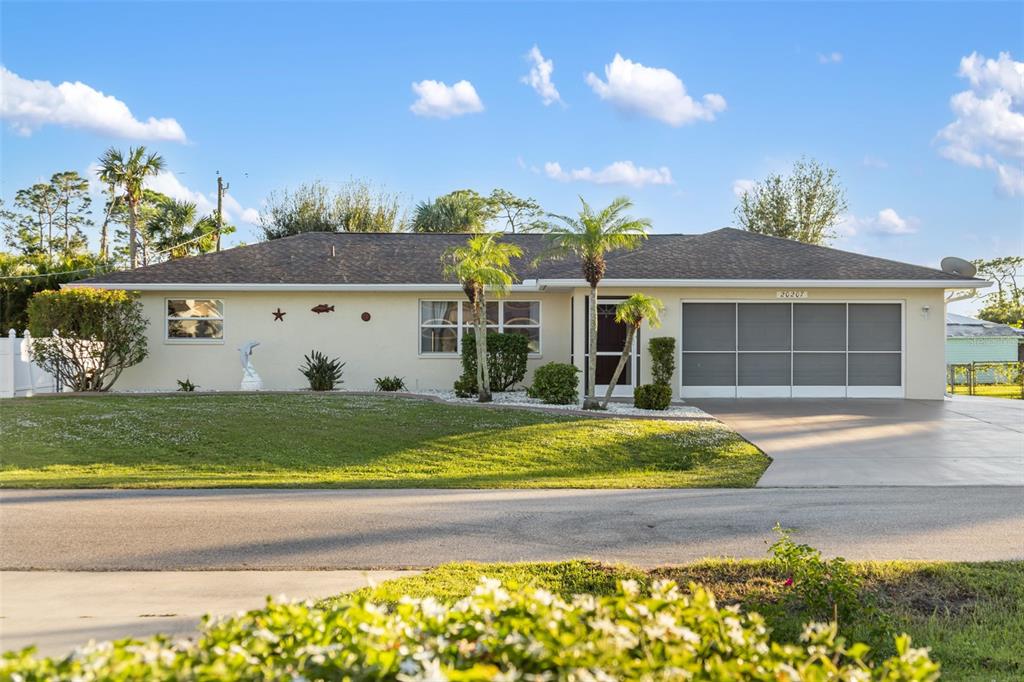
(0, 578), (938, 680)
(528, 362), (580, 404)
(453, 372), (476, 398)
(299, 350), (344, 391)
(769, 523), (874, 631)
(374, 375), (406, 392)
(649, 336), (676, 386)
(176, 378), (197, 392)
(460, 332), (530, 392)
(634, 383), (672, 410)
(26, 287), (148, 392)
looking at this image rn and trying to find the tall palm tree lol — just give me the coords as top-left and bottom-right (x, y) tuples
(534, 196), (650, 409)
(97, 147), (165, 268)
(601, 294), (664, 408)
(443, 234), (522, 402)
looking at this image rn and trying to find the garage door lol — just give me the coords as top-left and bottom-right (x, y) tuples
(680, 302), (903, 398)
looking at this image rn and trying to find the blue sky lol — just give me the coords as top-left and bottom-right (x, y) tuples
(2, 1), (1021, 312)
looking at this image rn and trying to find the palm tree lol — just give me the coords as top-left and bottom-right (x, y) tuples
(148, 197), (198, 259)
(443, 234), (522, 402)
(534, 196), (650, 409)
(97, 147), (165, 268)
(413, 190), (496, 233)
(601, 294), (664, 408)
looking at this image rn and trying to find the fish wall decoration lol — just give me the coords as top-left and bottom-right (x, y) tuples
(311, 304), (335, 314)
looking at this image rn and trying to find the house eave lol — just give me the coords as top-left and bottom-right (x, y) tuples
(63, 277), (989, 292)
(538, 278), (991, 289)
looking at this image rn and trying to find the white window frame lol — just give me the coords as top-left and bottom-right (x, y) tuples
(417, 299), (542, 357)
(679, 299), (905, 399)
(165, 298), (225, 344)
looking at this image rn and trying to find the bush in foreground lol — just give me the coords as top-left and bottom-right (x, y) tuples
(26, 287), (148, 392)
(635, 382), (673, 410)
(1, 578), (938, 681)
(459, 332), (530, 393)
(528, 361), (580, 404)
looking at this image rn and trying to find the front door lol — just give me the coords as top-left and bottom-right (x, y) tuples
(588, 300), (637, 397)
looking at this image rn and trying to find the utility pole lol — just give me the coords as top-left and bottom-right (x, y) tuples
(216, 173), (229, 252)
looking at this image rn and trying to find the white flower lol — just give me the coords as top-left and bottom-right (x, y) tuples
(619, 579), (640, 597)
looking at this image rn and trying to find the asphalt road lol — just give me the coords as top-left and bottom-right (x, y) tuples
(3, 488), (1022, 569)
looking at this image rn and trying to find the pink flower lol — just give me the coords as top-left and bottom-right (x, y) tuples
(783, 578), (793, 587)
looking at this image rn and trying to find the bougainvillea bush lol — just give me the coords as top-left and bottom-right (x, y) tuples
(2, 579), (940, 681)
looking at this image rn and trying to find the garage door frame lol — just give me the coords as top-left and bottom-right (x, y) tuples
(680, 299), (906, 399)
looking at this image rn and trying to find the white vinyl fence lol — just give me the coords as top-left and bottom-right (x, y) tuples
(0, 329), (58, 398)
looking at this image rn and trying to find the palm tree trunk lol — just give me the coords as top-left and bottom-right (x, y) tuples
(601, 327), (636, 408)
(128, 200), (138, 269)
(583, 284), (601, 409)
(475, 289), (491, 402)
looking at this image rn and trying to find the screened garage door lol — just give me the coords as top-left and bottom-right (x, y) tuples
(680, 302), (903, 398)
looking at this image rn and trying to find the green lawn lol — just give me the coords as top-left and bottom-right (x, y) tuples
(948, 384), (1023, 399)
(344, 560), (1024, 681)
(0, 393), (768, 488)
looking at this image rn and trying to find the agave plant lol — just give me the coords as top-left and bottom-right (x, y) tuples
(300, 350), (345, 391)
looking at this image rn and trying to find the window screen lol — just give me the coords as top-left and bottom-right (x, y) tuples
(681, 352), (736, 386)
(793, 304), (846, 351)
(738, 304), (791, 351)
(848, 304), (901, 351)
(848, 353), (901, 386)
(738, 353), (791, 386)
(793, 353), (846, 386)
(681, 304), (735, 351)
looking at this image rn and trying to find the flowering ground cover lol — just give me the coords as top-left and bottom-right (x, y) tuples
(2, 573), (942, 680)
(0, 393), (768, 488)
(349, 560), (1024, 681)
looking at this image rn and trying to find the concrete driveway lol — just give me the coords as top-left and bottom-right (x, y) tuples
(690, 396), (1024, 487)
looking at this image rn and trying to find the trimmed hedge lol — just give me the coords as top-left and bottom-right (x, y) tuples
(528, 362), (580, 405)
(459, 332), (530, 393)
(1, 579), (939, 680)
(635, 383), (672, 410)
(649, 336), (676, 386)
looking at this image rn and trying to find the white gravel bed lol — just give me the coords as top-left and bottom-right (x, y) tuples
(411, 389), (710, 419)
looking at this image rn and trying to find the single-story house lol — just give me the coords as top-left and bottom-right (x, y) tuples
(69, 228), (987, 400)
(946, 312), (1024, 366)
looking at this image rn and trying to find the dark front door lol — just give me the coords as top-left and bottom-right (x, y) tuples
(587, 300), (636, 395)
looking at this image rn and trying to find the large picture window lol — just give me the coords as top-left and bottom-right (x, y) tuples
(166, 299), (224, 341)
(419, 300), (541, 354)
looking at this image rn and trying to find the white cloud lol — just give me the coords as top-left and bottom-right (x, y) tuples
(937, 51), (1024, 197)
(544, 160), (673, 187)
(817, 52), (843, 64)
(522, 45), (562, 106)
(862, 155), (889, 169)
(0, 66), (186, 141)
(732, 178), (756, 198)
(839, 208), (918, 237)
(584, 54), (726, 126)
(142, 171), (260, 224)
(410, 79), (483, 118)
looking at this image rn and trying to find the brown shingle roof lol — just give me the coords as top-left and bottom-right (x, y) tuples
(77, 228), (978, 286)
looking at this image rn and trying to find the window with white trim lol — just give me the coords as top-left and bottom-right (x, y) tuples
(419, 300), (541, 354)
(166, 299), (224, 341)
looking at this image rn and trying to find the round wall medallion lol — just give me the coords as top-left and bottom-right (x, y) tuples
(361, 312), (371, 322)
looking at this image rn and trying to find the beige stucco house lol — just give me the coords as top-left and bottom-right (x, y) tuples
(69, 229), (986, 400)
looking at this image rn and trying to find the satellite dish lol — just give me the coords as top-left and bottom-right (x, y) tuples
(940, 256), (977, 278)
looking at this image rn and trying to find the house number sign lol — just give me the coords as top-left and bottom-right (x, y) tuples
(776, 290), (809, 299)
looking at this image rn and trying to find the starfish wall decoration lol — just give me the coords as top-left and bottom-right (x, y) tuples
(272, 308), (286, 321)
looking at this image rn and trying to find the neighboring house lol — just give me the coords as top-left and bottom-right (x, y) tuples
(68, 229), (986, 400)
(946, 313), (1024, 367)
